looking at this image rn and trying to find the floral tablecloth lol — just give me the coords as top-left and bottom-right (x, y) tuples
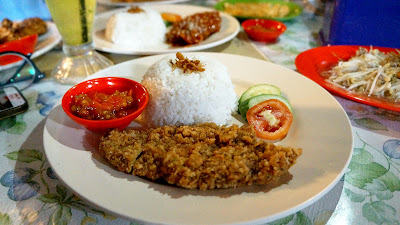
(1, 1), (400, 225)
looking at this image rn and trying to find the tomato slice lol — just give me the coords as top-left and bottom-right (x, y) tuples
(246, 99), (293, 140)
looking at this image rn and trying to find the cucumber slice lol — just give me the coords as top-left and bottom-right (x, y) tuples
(238, 94), (292, 121)
(248, 95), (292, 111)
(238, 84), (281, 105)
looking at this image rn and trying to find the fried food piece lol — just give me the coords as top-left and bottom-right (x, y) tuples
(166, 11), (221, 46)
(223, 2), (290, 18)
(12, 17), (47, 37)
(0, 17), (47, 44)
(0, 18), (17, 43)
(0, 27), (16, 44)
(1, 18), (13, 29)
(99, 128), (147, 173)
(99, 123), (302, 190)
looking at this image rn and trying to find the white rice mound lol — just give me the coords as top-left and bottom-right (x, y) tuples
(141, 54), (238, 127)
(105, 7), (166, 49)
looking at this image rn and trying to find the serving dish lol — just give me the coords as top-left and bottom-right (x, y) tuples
(93, 4), (240, 55)
(0, 22), (61, 71)
(44, 52), (353, 224)
(0, 34), (37, 65)
(295, 45), (400, 112)
(97, 0), (190, 7)
(242, 19), (286, 42)
(61, 77), (149, 133)
(214, 0), (303, 21)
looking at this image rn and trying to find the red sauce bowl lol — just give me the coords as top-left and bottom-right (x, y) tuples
(0, 34), (38, 65)
(61, 77), (149, 133)
(242, 19), (287, 43)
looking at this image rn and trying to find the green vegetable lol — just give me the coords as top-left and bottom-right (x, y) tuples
(164, 21), (172, 27)
(238, 94), (292, 121)
(238, 84), (281, 105)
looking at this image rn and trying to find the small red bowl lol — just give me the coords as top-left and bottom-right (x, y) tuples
(0, 34), (38, 65)
(242, 19), (287, 43)
(61, 77), (149, 133)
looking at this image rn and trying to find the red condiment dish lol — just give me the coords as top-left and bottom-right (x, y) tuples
(61, 77), (149, 133)
(0, 34), (38, 65)
(242, 19), (286, 43)
(295, 45), (400, 112)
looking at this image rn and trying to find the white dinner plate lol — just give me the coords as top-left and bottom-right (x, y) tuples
(34, 22), (62, 58)
(1, 21), (62, 71)
(93, 4), (240, 55)
(97, 0), (190, 7)
(43, 53), (353, 225)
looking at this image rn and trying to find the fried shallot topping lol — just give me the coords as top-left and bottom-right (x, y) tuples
(127, 6), (144, 13)
(170, 52), (205, 73)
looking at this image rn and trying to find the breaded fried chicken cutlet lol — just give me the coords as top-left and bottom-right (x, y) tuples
(99, 123), (302, 190)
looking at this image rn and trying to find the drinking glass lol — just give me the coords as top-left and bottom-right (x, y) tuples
(45, 0), (113, 84)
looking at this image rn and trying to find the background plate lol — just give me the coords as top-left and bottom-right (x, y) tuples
(33, 22), (62, 58)
(44, 53), (353, 225)
(214, 0), (303, 21)
(97, 0), (190, 7)
(1, 22), (61, 71)
(295, 45), (400, 112)
(94, 4), (240, 55)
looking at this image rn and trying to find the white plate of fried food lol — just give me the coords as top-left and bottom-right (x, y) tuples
(97, 0), (190, 7)
(0, 21), (61, 71)
(93, 4), (240, 55)
(43, 52), (353, 225)
(32, 22), (61, 58)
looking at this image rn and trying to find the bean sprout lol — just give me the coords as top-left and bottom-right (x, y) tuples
(325, 47), (400, 102)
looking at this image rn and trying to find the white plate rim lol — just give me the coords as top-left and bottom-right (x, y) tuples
(97, 0), (190, 6)
(43, 52), (353, 225)
(93, 4), (240, 55)
(32, 22), (62, 59)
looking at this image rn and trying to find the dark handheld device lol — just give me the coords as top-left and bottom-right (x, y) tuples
(0, 86), (28, 120)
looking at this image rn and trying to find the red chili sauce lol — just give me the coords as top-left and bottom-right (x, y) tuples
(70, 90), (138, 120)
(247, 24), (278, 33)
